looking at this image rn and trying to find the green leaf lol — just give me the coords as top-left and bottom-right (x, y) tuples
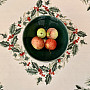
(76, 85), (82, 89)
(25, 56), (29, 60)
(40, 65), (50, 72)
(67, 43), (74, 50)
(69, 22), (73, 26)
(77, 31), (87, 37)
(36, 0), (42, 7)
(13, 53), (17, 57)
(87, 6), (90, 11)
(31, 9), (36, 17)
(11, 47), (20, 52)
(11, 36), (18, 45)
(23, 22), (28, 26)
(45, 74), (52, 85)
(0, 41), (9, 47)
(48, 11), (54, 16)
(66, 54), (70, 59)
(26, 11), (30, 15)
(49, 7), (60, 12)
(37, 77), (42, 85)
(9, 23), (16, 34)
(0, 85), (3, 90)
(58, 65), (62, 69)
(80, 40), (87, 44)
(26, 68), (38, 75)
(23, 62), (27, 66)
(52, 62), (57, 72)
(67, 26), (75, 31)
(0, 33), (7, 38)
(32, 62), (39, 70)
(14, 28), (21, 35)
(38, 9), (47, 14)
(45, 0), (50, 5)
(72, 44), (78, 56)
(70, 33), (76, 42)
(18, 17), (22, 24)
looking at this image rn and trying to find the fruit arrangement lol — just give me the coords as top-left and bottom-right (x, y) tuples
(31, 28), (58, 50)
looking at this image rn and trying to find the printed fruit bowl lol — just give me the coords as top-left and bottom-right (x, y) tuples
(23, 15), (68, 61)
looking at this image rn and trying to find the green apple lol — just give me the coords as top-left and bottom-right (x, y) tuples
(37, 28), (46, 38)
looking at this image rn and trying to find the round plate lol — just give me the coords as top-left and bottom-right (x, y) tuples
(23, 15), (68, 61)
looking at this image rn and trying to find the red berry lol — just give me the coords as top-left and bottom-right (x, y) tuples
(37, 8), (39, 11)
(34, 7), (36, 9)
(8, 47), (11, 50)
(73, 32), (76, 34)
(75, 29), (78, 31)
(27, 17), (31, 21)
(75, 40), (78, 43)
(52, 72), (55, 75)
(49, 69), (51, 73)
(42, 5), (45, 7)
(64, 23), (67, 26)
(45, 8), (49, 11)
(12, 34), (14, 38)
(73, 40), (76, 44)
(18, 24), (21, 27)
(57, 59), (61, 62)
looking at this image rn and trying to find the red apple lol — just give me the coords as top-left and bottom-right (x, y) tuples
(31, 36), (44, 50)
(45, 39), (57, 50)
(47, 28), (58, 39)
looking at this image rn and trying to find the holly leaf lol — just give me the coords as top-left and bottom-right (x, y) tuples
(58, 65), (62, 69)
(48, 11), (55, 16)
(26, 68), (38, 75)
(26, 11), (30, 15)
(52, 62), (57, 72)
(37, 77), (42, 85)
(22, 62), (27, 66)
(67, 43), (74, 50)
(49, 7), (60, 12)
(36, 0), (42, 7)
(0, 85), (3, 90)
(45, 0), (50, 5)
(14, 28), (21, 35)
(32, 62), (39, 70)
(67, 26), (75, 31)
(77, 31), (87, 37)
(9, 23), (16, 34)
(72, 44), (78, 56)
(66, 54), (70, 59)
(70, 33), (76, 42)
(80, 40), (87, 44)
(31, 9), (36, 17)
(40, 65), (50, 72)
(0, 41), (9, 47)
(39, 9), (47, 14)
(76, 85), (82, 89)
(23, 22), (28, 26)
(13, 53), (17, 57)
(11, 36), (18, 45)
(45, 74), (52, 85)
(0, 33), (7, 38)
(87, 6), (90, 11)
(11, 47), (20, 52)
(25, 56), (29, 60)
(69, 22), (73, 26)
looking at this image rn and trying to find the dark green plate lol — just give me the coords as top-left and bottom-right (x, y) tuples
(23, 15), (68, 61)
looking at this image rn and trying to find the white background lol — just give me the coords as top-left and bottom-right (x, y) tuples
(0, 0), (90, 90)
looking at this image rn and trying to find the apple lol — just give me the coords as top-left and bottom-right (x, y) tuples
(45, 39), (57, 50)
(37, 28), (46, 38)
(31, 36), (44, 50)
(47, 28), (58, 39)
